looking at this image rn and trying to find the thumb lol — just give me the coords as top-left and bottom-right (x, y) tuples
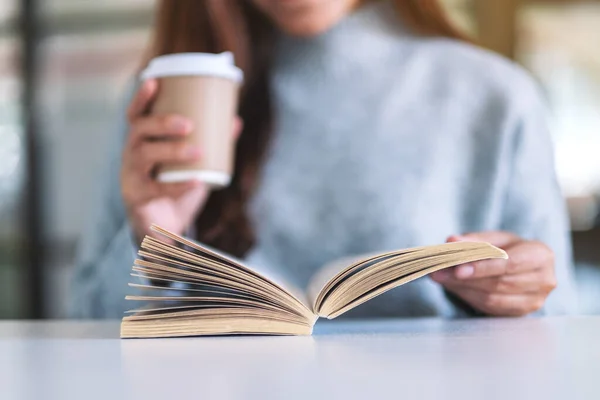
(447, 231), (521, 249)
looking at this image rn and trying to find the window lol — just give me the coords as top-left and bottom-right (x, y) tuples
(517, 2), (600, 230)
(39, 1), (153, 316)
(0, 1), (25, 318)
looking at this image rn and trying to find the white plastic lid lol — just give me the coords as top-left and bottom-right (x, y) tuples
(141, 52), (243, 83)
(157, 170), (231, 187)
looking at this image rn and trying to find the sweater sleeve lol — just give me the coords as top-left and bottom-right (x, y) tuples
(69, 102), (138, 319)
(498, 90), (578, 315)
(439, 78), (579, 318)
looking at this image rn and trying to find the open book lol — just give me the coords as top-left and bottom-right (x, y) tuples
(121, 225), (507, 338)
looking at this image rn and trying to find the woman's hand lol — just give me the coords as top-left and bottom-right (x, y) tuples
(430, 231), (557, 316)
(121, 79), (241, 243)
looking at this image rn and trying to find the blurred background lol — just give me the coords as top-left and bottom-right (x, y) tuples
(0, 0), (599, 319)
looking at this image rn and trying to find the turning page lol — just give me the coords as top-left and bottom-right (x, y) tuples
(307, 242), (507, 319)
(150, 225), (311, 309)
(121, 225), (317, 339)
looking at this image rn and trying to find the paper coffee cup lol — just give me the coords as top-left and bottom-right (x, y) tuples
(141, 52), (243, 187)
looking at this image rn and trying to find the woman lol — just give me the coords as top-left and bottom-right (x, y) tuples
(71, 0), (577, 318)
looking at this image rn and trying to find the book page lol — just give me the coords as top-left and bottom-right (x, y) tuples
(313, 242), (507, 319)
(306, 252), (383, 310)
(151, 225), (310, 310)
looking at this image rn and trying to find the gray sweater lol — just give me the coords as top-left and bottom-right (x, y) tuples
(71, 1), (577, 319)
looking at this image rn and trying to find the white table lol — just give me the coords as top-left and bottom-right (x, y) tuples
(1, 317), (599, 400)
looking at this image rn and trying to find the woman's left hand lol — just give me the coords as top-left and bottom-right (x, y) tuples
(430, 231), (557, 316)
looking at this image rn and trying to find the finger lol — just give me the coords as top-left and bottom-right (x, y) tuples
(436, 240), (551, 281)
(431, 258), (510, 281)
(158, 181), (204, 198)
(452, 254), (539, 280)
(136, 142), (201, 172)
(447, 231), (521, 248)
(127, 79), (158, 121)
(441, 270), (552, 295)
(129, 114), (193, 145)
(457, 258), (510, 279)
(503, 240), (554, 275)
(444, 285), (544, 316)
(465, 241), (552, 279)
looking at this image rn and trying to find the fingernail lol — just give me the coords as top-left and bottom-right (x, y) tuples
(431, 270), (451, 282)
(456, 264), (475, 279)
(169, 117), (191, 133)
(145, 79), (157, 90)
(447, 235), (467, 243)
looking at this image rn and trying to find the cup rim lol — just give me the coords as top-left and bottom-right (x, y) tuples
(157, 170), (231, 187)
(141, 52), (243, 83)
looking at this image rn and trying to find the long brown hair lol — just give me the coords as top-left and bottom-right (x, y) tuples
(148, 0), (468, 257)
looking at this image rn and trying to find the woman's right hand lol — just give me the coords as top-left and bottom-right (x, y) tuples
(121, 79), (241, 244)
